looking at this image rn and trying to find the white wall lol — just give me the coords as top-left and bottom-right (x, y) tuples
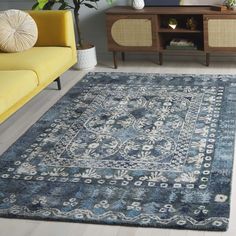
(0, 0), (223, 59)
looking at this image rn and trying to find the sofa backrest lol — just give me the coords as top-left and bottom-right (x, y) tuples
(28, 10), (76, 54)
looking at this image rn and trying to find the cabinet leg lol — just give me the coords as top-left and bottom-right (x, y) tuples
(206, 53), (210, 67)
(159, 52), (163, 65)
(113, 51), (118, 69)
(121, 52), (125, 61)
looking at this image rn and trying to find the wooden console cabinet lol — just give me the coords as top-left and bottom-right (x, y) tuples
(106, 6), (236, 68)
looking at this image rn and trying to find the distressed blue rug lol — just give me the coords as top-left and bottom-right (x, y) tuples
(0, 72), (236, 231)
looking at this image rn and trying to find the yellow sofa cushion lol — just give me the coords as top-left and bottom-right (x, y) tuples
(0, 70), (38, 115)
(0, 47), (73, 84)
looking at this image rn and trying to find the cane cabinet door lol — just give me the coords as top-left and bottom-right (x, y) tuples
(204, 15), (236, 51)
(106, 14), (158, 51)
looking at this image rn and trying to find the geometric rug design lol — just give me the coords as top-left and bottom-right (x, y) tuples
(0, 72), (236, 231)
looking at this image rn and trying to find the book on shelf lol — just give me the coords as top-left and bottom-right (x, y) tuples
(166, 45), (198, 50)
(170, 38), (195, 47)
(166, 38), (197, 50)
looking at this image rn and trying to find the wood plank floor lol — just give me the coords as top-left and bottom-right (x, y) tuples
(0, 59), (236, 236)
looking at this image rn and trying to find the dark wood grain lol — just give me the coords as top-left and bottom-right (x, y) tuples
(106, 6), (236, 68)
(106, 6), (236, 15)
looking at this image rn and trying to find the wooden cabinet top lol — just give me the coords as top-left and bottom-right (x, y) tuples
(106, 6), (236, 15)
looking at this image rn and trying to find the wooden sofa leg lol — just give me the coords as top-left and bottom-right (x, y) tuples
(55, 77), (61, 90)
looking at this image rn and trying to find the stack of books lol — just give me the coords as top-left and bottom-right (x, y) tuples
(166, 38), (197, 50)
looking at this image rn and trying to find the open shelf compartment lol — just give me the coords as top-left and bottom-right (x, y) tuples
(157, 14), (203, 33)
(158, 32), (204, 51)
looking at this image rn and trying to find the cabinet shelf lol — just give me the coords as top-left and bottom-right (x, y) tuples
(158, 28), (203, 33)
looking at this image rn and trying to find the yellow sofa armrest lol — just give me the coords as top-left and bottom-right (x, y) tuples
(28, 10), (77, 60)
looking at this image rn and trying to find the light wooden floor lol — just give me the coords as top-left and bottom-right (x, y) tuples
(0, 59), (236, 236)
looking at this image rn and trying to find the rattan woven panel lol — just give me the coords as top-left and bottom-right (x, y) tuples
(208, 19), (236, 47)
(111, 19), (152, 47)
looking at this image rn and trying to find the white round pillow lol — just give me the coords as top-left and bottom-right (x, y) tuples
(0, 9), (38, 53)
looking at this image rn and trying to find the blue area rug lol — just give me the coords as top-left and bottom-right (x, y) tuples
(0, 72), (236, 231)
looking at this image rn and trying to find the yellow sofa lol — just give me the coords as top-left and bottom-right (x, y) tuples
(0, 10), (77, 124)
